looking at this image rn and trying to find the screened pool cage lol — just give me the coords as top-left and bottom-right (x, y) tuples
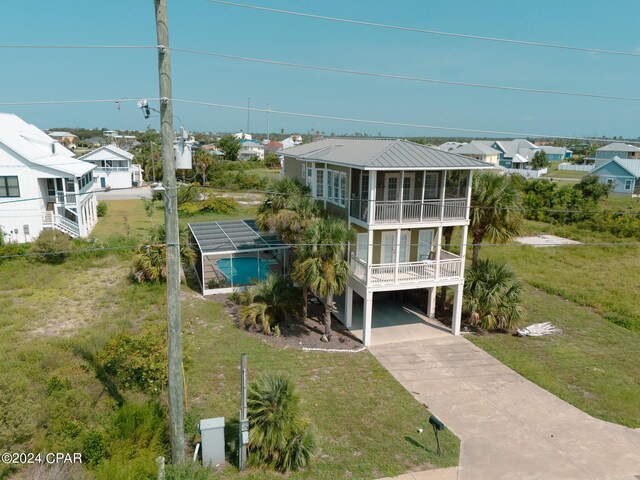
(189, 220), (290, 295)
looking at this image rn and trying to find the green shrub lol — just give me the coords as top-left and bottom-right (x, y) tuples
(177, 185), (200, 205)
(31, 230), (72, 264)
(165, 462), (212, 480)
(97, 325), (167, 394)
(97, 201), (108, 217)
(463, 259), (524, 331)
(82, 429), (107, 466)
(247, 373), (315, 472)
(179, 196), (239, 216)
(207, 278), (228, 289)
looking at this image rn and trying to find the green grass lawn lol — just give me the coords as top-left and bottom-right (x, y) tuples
(0, 251), (458, 478)
(469, 284), (640, 428)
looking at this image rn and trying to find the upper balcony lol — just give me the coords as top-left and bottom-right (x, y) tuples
(350, 251), (463, 288)
(351, 198), (467, 224)
(349, 169), (471, 226)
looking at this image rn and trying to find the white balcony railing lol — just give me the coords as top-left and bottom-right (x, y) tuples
(350, 253), (463, 287)
(352, 198), (467, 224)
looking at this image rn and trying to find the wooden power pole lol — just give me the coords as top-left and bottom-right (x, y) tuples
(154, 0), (185, 464)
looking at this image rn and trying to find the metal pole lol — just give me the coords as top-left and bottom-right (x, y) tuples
(239, 353), (249, 470)
(266, 103), (270, 141)
(150, 140), (156, 183)
(154, 0), (185, 464)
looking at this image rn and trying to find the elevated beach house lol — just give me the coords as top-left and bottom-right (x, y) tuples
(281, 138), (493, 346)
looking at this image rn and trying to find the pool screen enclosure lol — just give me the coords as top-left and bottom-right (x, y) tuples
(189, 220), (290, 294)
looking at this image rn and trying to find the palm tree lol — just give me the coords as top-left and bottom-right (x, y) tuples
(239, 275), (301, 335)
(463, 259), (523, 331)
(470, 173), (524, 266)
(255, 177), (308, 233)
(247, 373), (315, 472)
(292, 217), (354, 341)
(131, 225), (194, 283)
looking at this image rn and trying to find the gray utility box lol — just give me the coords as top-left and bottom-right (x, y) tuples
(199, 417), (225, 467)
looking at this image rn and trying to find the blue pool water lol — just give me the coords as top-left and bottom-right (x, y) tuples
(216, 257), (273, 285)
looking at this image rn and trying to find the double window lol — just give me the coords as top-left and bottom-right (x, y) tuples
(325, 169), (346, 207)
(0, 176), (20, 198)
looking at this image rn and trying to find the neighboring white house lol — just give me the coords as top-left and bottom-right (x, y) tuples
(282, 138), (494, 346)
(239, 139), (265, 160)
(451, 141), (501, 165)
(47, 131), (78, 149)
(79, 145), (135, 189)
(0, 113), (98, 243)
(233, 132), (252, 140)
(437, 141), (466, 152)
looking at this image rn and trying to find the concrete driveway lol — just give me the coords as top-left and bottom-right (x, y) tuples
(96, 186), (152, 200)
(371, 336), (640, 480)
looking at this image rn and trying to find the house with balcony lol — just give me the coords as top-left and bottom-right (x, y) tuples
(594, 142), (640, 164)
(239, 139), (265, 160)
(0, 113), (98, 243)
(79, 144), (135, 189)
(281, 138), (494, 346)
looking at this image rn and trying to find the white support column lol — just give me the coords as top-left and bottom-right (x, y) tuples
(420, 170), (426, 221)
(366, 229), (374, 282)
(435, 225), (443, 280)
(465, 170), (474, 222)
(394, 228), (401, 284)
(427, 286), (436, 318)
(345, 286), (353, 328)
(452, 283), (463, 335)
(362, 291), (373, 347)
(368, 170), (377, 225)
(440, 171), (448, 220)
(399, 170), (405, 223)
(460, 224), (469, 265)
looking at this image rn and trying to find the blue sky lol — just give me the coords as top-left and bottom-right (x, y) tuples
(1, 0), (640, 139)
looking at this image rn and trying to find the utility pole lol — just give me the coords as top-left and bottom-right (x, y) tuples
(247, 97), (251, 134)
(266, 103), (270, 141)
(154, 0), (185, 464)
(150, 140), (156, 183)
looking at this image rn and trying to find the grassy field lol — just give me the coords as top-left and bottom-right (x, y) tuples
(0, 200), (458, 478)
(469, 283), (640, 428)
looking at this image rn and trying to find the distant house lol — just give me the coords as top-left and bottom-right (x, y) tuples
(451, 141), (501, 165)
(476, 139), (539, 169)
(0, 113), (98, 242)
(591, 156), (639, 195)
(595, 142), (640, 161)
(539, 146), (572, 161)
(47, 131), (79, 149)
(280, 135), (303, 149)
(437, 141), (466, 152)
(84, 136), (107, 148)
(264, 141), (284, 152)
(233, 132), (252, 140)
(201, 145), (225, 157)
(238, 139), (265, 160)
(79, 145), (135, 189)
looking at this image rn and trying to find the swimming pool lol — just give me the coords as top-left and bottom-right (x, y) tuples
(216, 257), (274, 285)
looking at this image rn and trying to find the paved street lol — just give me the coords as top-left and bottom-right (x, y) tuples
(371, 336), (640, 480)
(95, 186), (152, 200)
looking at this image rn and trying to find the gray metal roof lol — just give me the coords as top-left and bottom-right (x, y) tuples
(452, 142), (501, 156)
(592, 156), (640, 177)
(597, 142), (640, 152)
(189, 219), (287, 254)
(282, 138), (494, 170)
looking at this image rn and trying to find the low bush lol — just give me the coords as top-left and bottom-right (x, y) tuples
(31, 230), (72, 264)
(96, 324), (167, 394)
(178, 196), (239, 216)
(247, 373), (315, 472)
(97, 201), (108, 217)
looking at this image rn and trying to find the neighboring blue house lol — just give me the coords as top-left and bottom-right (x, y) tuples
(590, 156), (640, 195)
(595, 142), (640, 161)
(540, 146), (572, 161)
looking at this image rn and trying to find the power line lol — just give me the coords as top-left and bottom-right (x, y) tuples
(172, 98), (640, 144)
(1, 95), (637, 144)
(0, 44), (155, 50)
(1, 239), (639, 260)
(2, 43), (636, 103)
(170, 47), (640, 103)
(205, 0), (640, 58)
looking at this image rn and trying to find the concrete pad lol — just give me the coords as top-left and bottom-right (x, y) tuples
(515, 234), (582, 247)
(371, 336), (640, 480)
(378, 467), (459, 480)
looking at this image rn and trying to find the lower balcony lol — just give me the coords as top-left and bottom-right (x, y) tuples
(350, 252), (463, 288)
